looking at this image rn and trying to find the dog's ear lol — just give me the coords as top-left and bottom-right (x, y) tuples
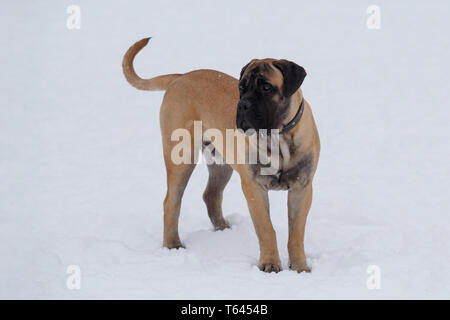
(272, 60), (306, 97)
(239, 62), (251, 80)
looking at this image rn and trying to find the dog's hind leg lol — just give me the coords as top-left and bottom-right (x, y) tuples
(163, 162), (196, 249)
(203, 163), (233, 230)
(161, 124), (198, 249)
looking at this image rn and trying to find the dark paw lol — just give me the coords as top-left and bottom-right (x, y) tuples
(258, 260), (282, 273)
(213, 219), (231, 231)
(164, 239), (185, 250)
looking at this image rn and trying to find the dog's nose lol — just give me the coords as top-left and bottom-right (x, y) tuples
(237, 100), (251, 112)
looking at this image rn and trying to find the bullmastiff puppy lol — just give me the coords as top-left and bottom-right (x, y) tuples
(122, 38), (320, 273)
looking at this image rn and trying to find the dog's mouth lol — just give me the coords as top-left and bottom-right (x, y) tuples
(238, 120), (250, 131)
(237, 101), (269, 135)
(237, 120), (258, 136)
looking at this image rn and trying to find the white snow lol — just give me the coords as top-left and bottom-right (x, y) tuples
(1, 0), (450, 299)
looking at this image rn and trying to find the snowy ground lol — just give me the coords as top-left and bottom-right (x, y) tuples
(1, 1), (450, 299)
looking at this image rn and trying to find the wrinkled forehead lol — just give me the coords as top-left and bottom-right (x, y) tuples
(242, 60), (283, 87)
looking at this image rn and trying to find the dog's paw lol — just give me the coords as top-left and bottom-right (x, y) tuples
(258, 260), (282, 273)
(163, 239), (185, 250)
(289, 261), (311, 273)
(213, 219), (231, 231)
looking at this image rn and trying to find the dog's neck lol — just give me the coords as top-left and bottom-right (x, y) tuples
(266, 91), (304, 138)
(248, 91), (307, 170)
(283, 90), (307, 134)
(278, 91), (308, 165)
(282, 90), (303, 127)
(279, 98), (304, 135)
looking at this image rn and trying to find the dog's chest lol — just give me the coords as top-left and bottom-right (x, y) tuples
(251, 151), (314, 191)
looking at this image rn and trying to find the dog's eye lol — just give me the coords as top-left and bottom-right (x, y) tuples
(239, 84), (245, 92)
(262, 83), (273, 92)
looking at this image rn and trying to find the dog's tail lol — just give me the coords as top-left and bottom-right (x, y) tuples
(122, 37), (182, 91)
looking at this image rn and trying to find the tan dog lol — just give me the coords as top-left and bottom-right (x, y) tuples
(122, 38), (320, 273)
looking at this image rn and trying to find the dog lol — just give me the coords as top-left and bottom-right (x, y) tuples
(122, 38), (320, 273)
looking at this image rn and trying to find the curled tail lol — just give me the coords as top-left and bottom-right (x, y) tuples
(122, 37), (182, 91)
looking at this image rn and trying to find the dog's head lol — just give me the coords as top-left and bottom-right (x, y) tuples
(236, 59), (306, 134)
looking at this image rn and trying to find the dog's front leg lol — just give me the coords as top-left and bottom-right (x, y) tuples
(240, 175), (281, 273)
(287, 183), (313, 273)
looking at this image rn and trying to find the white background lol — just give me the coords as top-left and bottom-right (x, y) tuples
(1, 0), (449, 298)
